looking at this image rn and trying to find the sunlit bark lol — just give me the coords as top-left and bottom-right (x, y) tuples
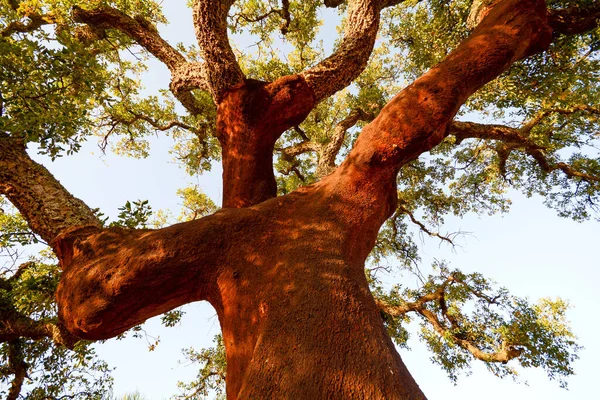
(0, 0), (574, 398)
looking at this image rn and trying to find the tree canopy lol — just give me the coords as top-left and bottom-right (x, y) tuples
(0, 0), (598, 398)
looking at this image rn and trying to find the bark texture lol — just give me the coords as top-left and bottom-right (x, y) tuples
(1, 0), (564, 399)
(0, 134), (101, 244)
(217, 75), (315, 208)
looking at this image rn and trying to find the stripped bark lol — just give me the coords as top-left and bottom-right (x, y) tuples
(1, 1), (575, 399)
(217, 75), (315, 207)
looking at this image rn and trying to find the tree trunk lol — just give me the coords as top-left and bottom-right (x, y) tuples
(210, 167), (422, 399)
(1, 1), (556, 399)
(217, 76), (314, 208)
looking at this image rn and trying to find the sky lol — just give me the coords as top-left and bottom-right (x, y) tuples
(25, 1), (600, 399)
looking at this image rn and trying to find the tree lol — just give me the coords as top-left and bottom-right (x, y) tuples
(1, 0), (598, 398)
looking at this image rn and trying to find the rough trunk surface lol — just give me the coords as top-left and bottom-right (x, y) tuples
(0, 1), (556, 399)
(217, 75), (315, 207)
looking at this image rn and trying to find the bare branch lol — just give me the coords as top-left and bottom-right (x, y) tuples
(520, 105), (600, 134)
(109, 109), (201, 135)
(192, 0), (245, 102)
(397, 205), (456, 246)
(450, 121), (536, 149)
(331, 0), (552, 183)
(233, 0), (291, 35)
(278, 141), (318, 159)
(277, 108), (375, 178)
(527, 149), (600, 182)
(449, 120), (600, 184)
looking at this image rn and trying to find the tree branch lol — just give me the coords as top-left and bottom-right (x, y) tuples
(72, 6), (184, 70)
(71, 5), (206, 114)
(277, 108), (375, 178)
(397, 205), (456, 246)
(0, 311), (77, 348)
(1, 13), (55, 37)
(54, 210), (247, 339)
(6, 339), (27, 400)
(520, 105), (600, 134)
(336, 0), (553, 179)
(324, 0), (345, 7)
(317, 107), (375, 177)
(109, 109), (201, 135)
(192, 0), (245, 102)
(376, 278), (523, 364)
(233, 0), (291, 35)
(0, 135), (102, 246)
(449, 120), (600, 184)
(278, 141), (318, 159)
(450, 121), (537, 149)
(301, 0), (385, 103)
(527, 149), (600, 182)
(548, 1), (600, 36)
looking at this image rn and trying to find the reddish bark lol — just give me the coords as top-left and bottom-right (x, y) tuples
(217, 75), (315, 207)
(54, 1), (551, 398)
(56, 180), (423, 398)
(2, 1), (557, 399)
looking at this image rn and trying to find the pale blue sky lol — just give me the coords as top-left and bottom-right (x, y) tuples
(30, 2), (599, 399)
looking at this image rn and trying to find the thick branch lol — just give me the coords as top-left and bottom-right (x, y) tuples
(72, 6), (184, 69)
(301, 0), (383, 103)
(0, 135), (101, 245)
(1, 13), (55, 37)
(54, 209), (251, 339)
(0, 311), (77, 348)
(450, 121), (537, 148)
(548, 1), (600, 36)
(337, 0), (552, 178)
(192, 0), (245, 102)
(217, 75), (315, 208)
(527, 149), (600, 182)
(72, 6), (205, 114)
(278, 140), (318, 159)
